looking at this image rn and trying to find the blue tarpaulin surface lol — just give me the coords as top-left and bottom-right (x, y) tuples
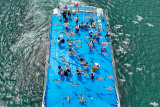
(44, 6), (118, 107)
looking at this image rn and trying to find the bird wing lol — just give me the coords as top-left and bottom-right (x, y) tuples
(69, 82), (73, 84)
(60, 56), (65, 59)
(53, 79), (58, 81)
(59, 80), (62, 83)
(106, 87), (115, 89)
(73, 83), (79, 85)
(91, 61), (95, 65)
(92, 49), (98, 51)
(107, 76), (114, 78)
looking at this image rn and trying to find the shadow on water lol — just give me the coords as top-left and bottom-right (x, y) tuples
(73, 92), (78, 96)
(55, 85), (62, 89)
(74, 48), (81, 53)
(93, 69), (100, 74)
(89, 57), (95, 60)
(46, 84), (50, 89)
(51, 57), (63, 65)
(84, 87), (93, 92)
(90, 78), (95, 82)
(100, 60), (105, 63)
(79, 54), (85, 58)
(102, 68), (109, 73)
(81, 81), (87, 85)
(96, 93), (102, 100)
(60, 76), (65, 82)
(70, 62), (79, 67)
(59, 45), (67, 50)
(78, 75), (88, 85)
(96, 93), (107, 100)
(73, 60), (80, 65)
(106, 92), (115, 96)
(86, 51), (94, 55)
(68, 73), (73, 78)
(85, 68), (90, 73)
(80, 102), (87, 107)
(96, 93), (106, 96)
(66, 77), (70, 82)
(83, 76), (90, 80)
(76, 32), (81, 37)
(99, 53), (111, 61)
(70, 55), (79, 60)
(65, 73), (73, 82)
(78, 75), (83, 82)
(92, 45), (98, 49)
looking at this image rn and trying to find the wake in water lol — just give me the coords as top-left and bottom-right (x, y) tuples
(58, 0), (86, 7)
(10, 32), (37, 52)
(10, 0), (87, 53)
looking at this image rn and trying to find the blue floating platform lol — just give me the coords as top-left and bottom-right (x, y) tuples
(43, 6), (119, 107)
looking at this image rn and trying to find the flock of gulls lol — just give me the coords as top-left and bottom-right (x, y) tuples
(46, 7), (159, 106)
(47, 7), (118, 104)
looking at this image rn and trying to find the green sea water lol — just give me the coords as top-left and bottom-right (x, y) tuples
(0, 0), (160, 107)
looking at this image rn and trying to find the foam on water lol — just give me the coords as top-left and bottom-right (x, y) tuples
(10, 32), (37, 52)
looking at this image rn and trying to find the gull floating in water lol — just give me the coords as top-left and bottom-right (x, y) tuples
(119, 79), (126, 82)
(122, 41), (130, 45)
(149, 102), (158, 107)
(146, 23), (154, 27)
(125, 34), (131, 37)
(114, 25), (123, 29)
(136, 15), (143, 21)
(118, 33), (124, 35)
(128, 72), (133, 75)
(132, 21), (139, 24)
(136, 68), (143, 71)
(116, 46), (126, 54)
(124, 63), (131, 67)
